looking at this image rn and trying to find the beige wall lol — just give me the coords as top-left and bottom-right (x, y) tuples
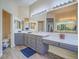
(30, 0), (51, 16)
(31, 11), (47, 21)
(18, 6), (30, 19)
(0, 0), (18, 57)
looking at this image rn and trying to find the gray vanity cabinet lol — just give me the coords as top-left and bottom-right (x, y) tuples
(36, 36), (48, 54)
(15, 33), (24, 45)
(28, 34), (36, 50)
(43, 39), (59, 47)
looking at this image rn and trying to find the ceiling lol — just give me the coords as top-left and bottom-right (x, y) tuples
(12, 0), (38, 6)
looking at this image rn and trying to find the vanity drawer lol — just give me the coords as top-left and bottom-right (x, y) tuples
(28, 34), (36, 38)
(15, 33), (24, 45)
(36, 38), (48, 54)
(43, 39), (59, 47)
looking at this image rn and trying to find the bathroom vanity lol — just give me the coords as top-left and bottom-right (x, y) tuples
(14, 32), (51, 54)
(14, 32), (78, 59)
(43, 33), (78, 52)
(43, 33), (78, 59)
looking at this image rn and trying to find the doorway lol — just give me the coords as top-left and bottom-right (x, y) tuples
(2, 10), (11, 50)
(38, 21), (44, 32)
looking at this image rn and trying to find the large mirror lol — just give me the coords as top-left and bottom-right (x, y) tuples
(24, 18), (29, 30)
(56, 21), (77, 32)
(14, 20), (24, 31)
(47, 4), (77, 33)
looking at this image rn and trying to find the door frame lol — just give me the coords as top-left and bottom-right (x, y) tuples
(38, 21), (45, 32)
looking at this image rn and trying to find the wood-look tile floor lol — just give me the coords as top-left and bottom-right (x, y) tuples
(0, 46), (63, 59)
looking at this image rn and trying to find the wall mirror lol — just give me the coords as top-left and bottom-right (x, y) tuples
(47, 4), (77, 33)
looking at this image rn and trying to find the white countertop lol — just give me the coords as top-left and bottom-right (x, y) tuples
(43, 33), (78, 46)
(30, 32), (52, 37)
(15, 32), (78, 46)
(15, 32), (52, 37)
(15, 31), (31, 33)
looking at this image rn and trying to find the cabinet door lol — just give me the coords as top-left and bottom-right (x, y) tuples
(28, 35), (32, 47)
(28, 35), (36, 50)
(15, 33), (24, 45)
(24, 34), (28, 46)
(15, 33), (19, 45)
(31, 37), (36, 50)
(36, 36), (48, 54)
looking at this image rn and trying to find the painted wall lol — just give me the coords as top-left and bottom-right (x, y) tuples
(0, 0), (18, 57)
(30, 0), (50, 16)
(0, 0), (3, 57)
(18, 6), (30, 19)
(31, 11), (47, 21)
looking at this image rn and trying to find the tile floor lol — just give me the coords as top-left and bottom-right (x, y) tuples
(0, 46), (64, 59)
